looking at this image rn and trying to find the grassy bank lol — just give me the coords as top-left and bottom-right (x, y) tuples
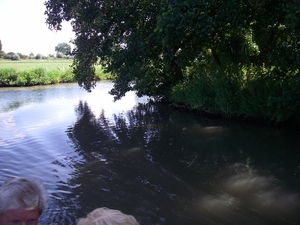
(0, 59), (72, 71)
(170, 62), (300, 125)
(0, 60), (109, 87)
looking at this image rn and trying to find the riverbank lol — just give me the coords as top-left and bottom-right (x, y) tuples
(169, 98), (300, 130)
(0, 59), (109, 86)
(1, 59), (299, 128)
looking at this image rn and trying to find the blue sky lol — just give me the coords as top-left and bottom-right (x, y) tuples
(0, 0), (74, 55)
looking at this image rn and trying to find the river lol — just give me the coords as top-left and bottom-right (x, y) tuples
(0, 82), (299, 225)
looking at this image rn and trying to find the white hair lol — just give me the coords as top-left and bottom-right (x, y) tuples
(0, 177), (48, 215)
(77, 207), (139, 225)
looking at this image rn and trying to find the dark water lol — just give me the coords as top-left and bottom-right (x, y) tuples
(0, 82), (299, 225)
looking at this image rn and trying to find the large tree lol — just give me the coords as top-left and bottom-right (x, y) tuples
(45, 0), (300, 101)
(0, 39), (4, 58)
(55, 42), (71, 55)
(46, 0), (165, 99)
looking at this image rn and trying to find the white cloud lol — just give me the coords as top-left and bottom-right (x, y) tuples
(0, 0), (75, 55)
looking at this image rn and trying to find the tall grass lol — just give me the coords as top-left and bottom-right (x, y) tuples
(0, 67), (74, 86)
(171, 60), (300, 123)
(0, 60), (71, 71)
(0, 60), (109, 87)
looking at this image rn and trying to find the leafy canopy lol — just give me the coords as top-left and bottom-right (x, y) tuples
(55, 42), (72, 55)
(45, 0), (300, 101)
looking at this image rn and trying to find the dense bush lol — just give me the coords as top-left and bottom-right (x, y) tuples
(35, 54), (43, 60)
(17, 53), (28, 59)
(0, 68), (18, 85)
(11, 54), (20, 60)
(28, 53), (35, 59)
(56, 52), (64, 58)
(0, 67), (76, 86)
(4, 52), (20, 60)
(0, 50), (6, 58)
(171, 59), (300, 122)
(0, 63), (108, 87)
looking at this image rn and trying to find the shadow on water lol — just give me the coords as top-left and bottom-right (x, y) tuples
(50, 100), (300, 225)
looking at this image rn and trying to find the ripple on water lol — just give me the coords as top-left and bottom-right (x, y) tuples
(1, 83), (300, 225)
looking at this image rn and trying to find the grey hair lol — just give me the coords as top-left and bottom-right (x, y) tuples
(77, 207), (139, 225)
(0, 177), (48, 215)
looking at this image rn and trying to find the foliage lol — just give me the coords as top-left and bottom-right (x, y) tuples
(0, 39), (2, 51)
(0, 59), (72, 70)
(45, 0), (166, 98)
(35, 53), (43, 60)
(29, 53), (35, 59)
(56, 52), (64, 58)
(0, 60), (108, 87)
(4, 52), (20, 60)
(0, 68), (18, 86)
(45, 0), (300, 122)
(17, 53), (28, 59)
(0, 67), (74, 86)
(0, 50), (5, 59)
(171, 60), (300, 122)
(55, 42), (71, 55)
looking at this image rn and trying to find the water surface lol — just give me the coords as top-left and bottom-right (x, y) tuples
(0, 82), (299, 224)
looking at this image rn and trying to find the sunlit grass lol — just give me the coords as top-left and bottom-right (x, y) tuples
(0, 59), (110, 87)
(0, 59), (72, 71)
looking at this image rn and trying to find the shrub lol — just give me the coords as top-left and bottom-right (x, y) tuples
(35, 54), (43, 60)
(11, 54), (20, 60)
(16, 71), (30, 86)
(56, 52), (64, 58)
(0, 50), (6, 58)
(171, 60), (300, 122)
(0, 68), (18, 86)
(29, 53), (35, 59)
(17, 53), (28, 59)
(4, 52), (20, 60)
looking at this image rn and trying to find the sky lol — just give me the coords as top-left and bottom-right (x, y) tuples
(0, 0), (75, 56)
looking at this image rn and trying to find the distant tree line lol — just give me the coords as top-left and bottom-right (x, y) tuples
(0, 40), (73, 60)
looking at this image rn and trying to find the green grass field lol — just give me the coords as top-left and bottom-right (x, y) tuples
(0, 59), (110, 87)
(0, 59), (72, 71)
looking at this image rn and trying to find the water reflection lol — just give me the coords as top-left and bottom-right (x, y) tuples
(64, 100), (300, 224)
(0, 85), (65, 112)
(200, 163), (300, 224)
(1, 83), (299, 224)
(66, 101), (201, 224)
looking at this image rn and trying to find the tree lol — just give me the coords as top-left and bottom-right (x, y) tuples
(17, 53), (28, 59)
(45, 0), (167, 99)
(35, 53), (43, 59)
(55, 42), (71, 55)
(0, 39), (4, 59)
(29, 53), (35, 59)
(0, 50), (5, 59)
(0, 39), (4, 58)
(45, 0), (300, 102)
(5, 52), (20, 60)
(56, 52), (64, 58)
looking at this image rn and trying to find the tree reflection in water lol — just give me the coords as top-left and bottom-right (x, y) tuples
(64, 100), (300, 225)
(66, 101), (204, 225)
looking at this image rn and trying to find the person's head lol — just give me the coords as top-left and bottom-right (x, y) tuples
(77, 207), (139, 225)
(0, 177), (48, 225)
